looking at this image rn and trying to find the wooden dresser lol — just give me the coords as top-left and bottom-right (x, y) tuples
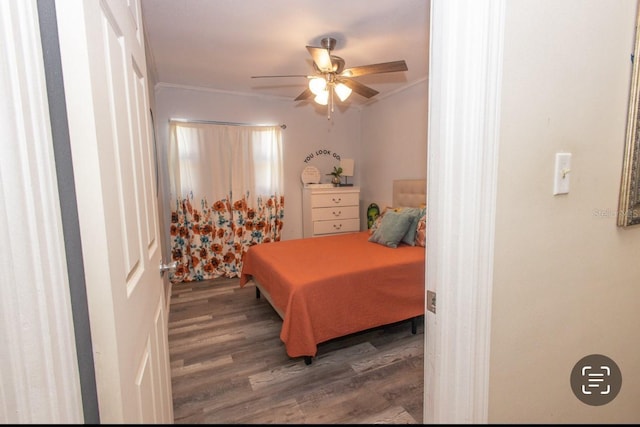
(302, 186), (361, 238)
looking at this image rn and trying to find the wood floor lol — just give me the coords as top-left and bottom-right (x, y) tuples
(168, 277), (424, 424)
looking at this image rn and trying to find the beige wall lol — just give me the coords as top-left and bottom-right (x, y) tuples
(360, 79), (429, 220)
(490, 0), (640, 422)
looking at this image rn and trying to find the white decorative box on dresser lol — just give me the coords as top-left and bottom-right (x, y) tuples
(302, 186), (361, 238)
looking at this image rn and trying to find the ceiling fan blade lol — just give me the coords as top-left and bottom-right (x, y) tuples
(340, 60), (408, 78)
(251, 74), (310, 79)
(338, 78), (379, 99)
(294, 88), (313, 101)
(306, 46), (333, 73)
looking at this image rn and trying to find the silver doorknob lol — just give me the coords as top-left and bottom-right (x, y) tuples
(159, 260), (178, 278)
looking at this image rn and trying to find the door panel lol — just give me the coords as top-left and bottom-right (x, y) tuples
(55, 0), (172, 422)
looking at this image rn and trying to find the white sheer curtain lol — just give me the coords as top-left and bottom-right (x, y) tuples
(169, 123), (230, 201)
(168, 121), (284, 282)
(228, 126), (284, 204)
(169, 123), (283, 203)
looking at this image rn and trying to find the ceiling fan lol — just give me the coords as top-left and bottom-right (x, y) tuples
(251, 37), (408, 119)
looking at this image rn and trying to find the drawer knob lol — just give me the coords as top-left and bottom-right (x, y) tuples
(331, 197), (342, 203)
(333, 224), (342, 230)
(332, 210), (342, 217)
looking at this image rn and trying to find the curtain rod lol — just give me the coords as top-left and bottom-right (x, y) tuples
(170, 118), (286, 129)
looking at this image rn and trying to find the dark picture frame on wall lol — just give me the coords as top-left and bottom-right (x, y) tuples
(618, 7), (640, 227)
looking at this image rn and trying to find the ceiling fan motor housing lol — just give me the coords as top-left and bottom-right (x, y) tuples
(320, 37), (337, 51)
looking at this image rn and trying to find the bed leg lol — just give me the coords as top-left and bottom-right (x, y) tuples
(255, 287), (260, 299)
(303, 356), (312, 365)
(411, 317), (417, 334)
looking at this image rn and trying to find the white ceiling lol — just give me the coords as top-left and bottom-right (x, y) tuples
(140, 0), (430, 106)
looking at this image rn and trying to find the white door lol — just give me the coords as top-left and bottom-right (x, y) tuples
(55, 0), (173, 422)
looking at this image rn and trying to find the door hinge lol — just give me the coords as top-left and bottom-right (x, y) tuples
(427, 290), (436, 314)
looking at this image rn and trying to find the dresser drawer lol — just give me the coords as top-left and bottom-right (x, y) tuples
(311, 192), (359, 208)
(311, 205), (359, 221)
(313, 218), (360, 236)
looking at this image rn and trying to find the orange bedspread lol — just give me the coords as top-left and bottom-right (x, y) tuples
(239, 231), (425, 358)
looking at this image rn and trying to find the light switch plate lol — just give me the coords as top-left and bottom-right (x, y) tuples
(553, 153), (571, 195)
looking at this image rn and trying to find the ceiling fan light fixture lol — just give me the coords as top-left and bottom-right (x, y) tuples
(309, 77), (327, 95)
(314, 90), (329, 106)
(334, 83), (352, 102)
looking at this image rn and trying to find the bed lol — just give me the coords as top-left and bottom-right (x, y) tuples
(239, 179), (426, 364)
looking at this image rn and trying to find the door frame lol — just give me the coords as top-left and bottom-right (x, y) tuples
(424, 0), (505, 423)
(0, 0), (87, 422)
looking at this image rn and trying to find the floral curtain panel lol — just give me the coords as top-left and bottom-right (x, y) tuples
(168, 121), (284, 283)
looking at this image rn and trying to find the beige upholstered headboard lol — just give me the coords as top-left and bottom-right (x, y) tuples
(392, 179), (427, 208)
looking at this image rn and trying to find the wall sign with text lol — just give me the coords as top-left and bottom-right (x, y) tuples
(303, 148), (341, 163)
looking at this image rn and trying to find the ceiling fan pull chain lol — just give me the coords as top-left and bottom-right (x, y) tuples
(331, 88), (334, 112)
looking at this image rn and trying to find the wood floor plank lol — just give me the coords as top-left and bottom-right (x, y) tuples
(248, 342), (377, 391)
(171, 354), (234, 377)
(358, 406), (419, 424)
(296, 380), (395, 424)
(350, 334), (423, 373)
